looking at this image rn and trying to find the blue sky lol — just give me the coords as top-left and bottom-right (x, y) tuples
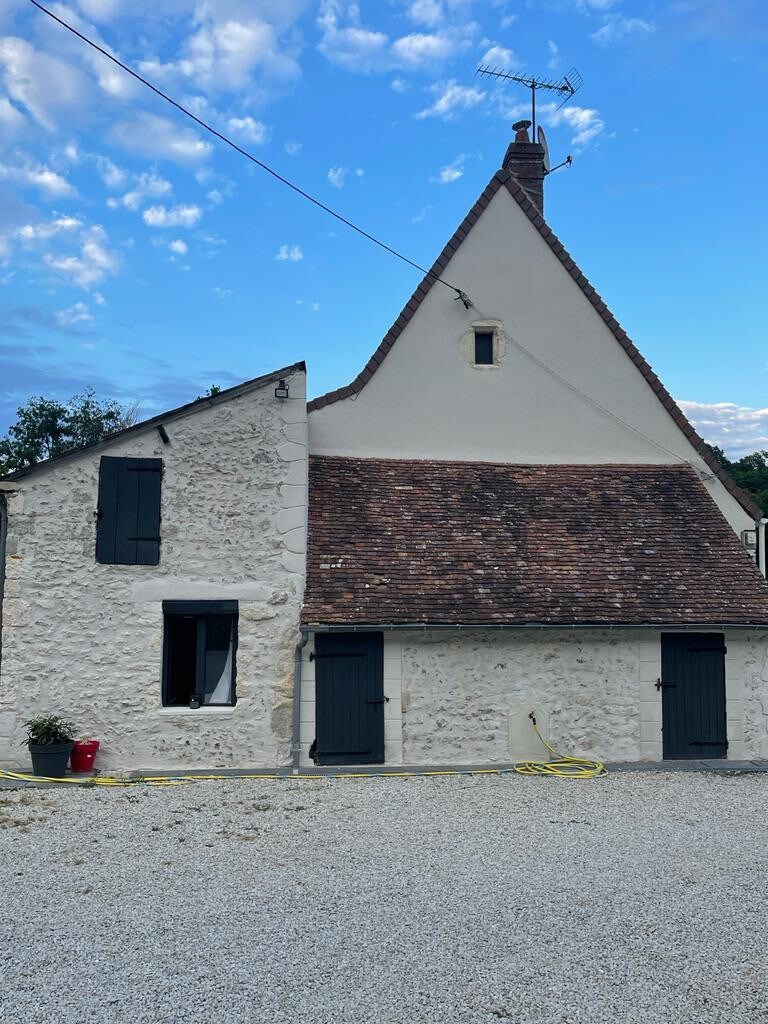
(1, 0), (767, 454)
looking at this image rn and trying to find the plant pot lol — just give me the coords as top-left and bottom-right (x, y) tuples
(71, 739), (100, 773)
(29, 742), (75, 778)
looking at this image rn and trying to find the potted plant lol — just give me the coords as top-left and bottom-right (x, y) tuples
(24, 715), (76, 777)
(71, 736), (100, 773)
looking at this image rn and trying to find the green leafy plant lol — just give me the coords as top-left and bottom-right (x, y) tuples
(23, 715), (76, 747)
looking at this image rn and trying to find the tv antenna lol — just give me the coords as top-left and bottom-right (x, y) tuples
(476, 65), (583, 138)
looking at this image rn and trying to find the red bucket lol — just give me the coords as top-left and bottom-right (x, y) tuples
(70, 739), (100, 773)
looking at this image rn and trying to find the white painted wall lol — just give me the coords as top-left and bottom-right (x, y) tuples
(309, 186), (752, 535)
(300, 629), (768, 767)
(0, 370), (307, 771)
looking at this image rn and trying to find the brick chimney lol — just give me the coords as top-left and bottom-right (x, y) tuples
(502, 119), (546, 214)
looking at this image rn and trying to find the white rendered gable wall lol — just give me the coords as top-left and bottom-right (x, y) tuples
(309, 186), (752, 535)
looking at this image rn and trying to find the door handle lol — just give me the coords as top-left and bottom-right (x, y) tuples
(655, 679), (676, 690)
(368, 697), (390, 704)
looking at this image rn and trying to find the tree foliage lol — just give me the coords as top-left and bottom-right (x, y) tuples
(0, 388), (139, 475)
(705, 445), (768, 513)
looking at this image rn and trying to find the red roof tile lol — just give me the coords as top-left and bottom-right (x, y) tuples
(306, 169), (760, 520)
(303, 456), (768, 627)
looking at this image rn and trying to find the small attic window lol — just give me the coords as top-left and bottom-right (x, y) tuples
(474, 331), (494, 365)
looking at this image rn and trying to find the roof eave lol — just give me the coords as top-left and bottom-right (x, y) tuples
(302, 620), (768, 631)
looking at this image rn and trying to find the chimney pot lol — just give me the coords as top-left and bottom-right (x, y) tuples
(502, 121), (546, 214)
(512, 119), (532, 142)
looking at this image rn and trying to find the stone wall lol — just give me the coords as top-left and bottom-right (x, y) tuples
(299, 628), (768, 767)
(0, 370), (307, 770)
(399, 630), (645, 764)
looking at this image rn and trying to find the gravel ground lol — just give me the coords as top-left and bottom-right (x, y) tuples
(1, 772), (767, 1024)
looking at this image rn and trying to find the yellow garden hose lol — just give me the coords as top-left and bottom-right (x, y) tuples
(0, 714), (604, 786)
(513, 715), (606, 778)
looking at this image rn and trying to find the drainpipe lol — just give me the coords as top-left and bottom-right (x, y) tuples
(291, 626), (309, 772)
(759, 518), (768, 578)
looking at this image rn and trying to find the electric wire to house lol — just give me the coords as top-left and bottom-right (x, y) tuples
(26, 0), (472, 310)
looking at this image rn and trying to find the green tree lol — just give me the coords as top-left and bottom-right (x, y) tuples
(704, 443), (768, 512)
(0, 388), (139, 475)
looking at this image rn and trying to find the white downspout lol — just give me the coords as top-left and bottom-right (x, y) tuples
(759, 518), (768, 578)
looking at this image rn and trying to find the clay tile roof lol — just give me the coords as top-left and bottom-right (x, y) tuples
(306, 169), (761, 520)
(303, 456), (768, 627)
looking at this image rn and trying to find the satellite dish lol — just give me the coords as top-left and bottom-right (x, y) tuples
(537, 125), (551, 172)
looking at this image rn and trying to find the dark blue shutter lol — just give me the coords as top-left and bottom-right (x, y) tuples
(96, 457), (162, 565)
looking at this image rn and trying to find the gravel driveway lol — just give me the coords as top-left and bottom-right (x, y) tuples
(1, 772), (767, 1024)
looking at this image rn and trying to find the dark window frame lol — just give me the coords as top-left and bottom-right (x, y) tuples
(473, 330), (495, 365)
(161, 601), (239, 708)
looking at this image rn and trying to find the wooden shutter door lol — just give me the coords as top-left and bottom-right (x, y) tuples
(133, 459), (162, 565)
(95, 456), (120, 563)
(96, 457), (162, 565)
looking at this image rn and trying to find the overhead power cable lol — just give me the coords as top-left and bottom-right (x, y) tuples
(27, 0), (471, 305)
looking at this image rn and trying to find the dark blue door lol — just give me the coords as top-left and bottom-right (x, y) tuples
(314, 632), (385, 765)
(661, 634), (727, 759)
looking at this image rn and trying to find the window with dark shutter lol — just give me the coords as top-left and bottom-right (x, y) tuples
(96, 456), (162, 565)
(162, 601), (238, 708)
(474, 331), (494, 365)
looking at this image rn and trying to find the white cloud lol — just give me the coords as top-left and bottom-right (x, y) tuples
(207, 188), (223, 206)
(677, 400), (768, 458)
(591, 15), (654, 44)
(0, 94), (24, 136)
(213, 285), (232, 298)
(0, 36), (90, 131)
(275, 243), (303, 261)
(390, 77), (409, 92)
(412, 204), (432, 223)
(327, 165), (348, 188)
(480, 45), (517, 68)
(285, 140), (302, 155)
(407, 0), (444, 26)
(547, 40), (560, 70)
(112, 112), (212, 165)
(142, 204), (203, 228)
(416, 79), (484, 120)
(317, 0), (390, 71)
(226, 116), (268, 144)
(318, 1), (470, 72)
(56, 301), (93, 327)
(168, 238), (188, 254)
(0, 158), (76, 197)
(576, 0), (617, 9)
(311, 301), (320, 312)
(500, 14), (518, 28)
(392, 32), (465, 67)
(16, 215), (83, 241)
(548, 104), (606, 149)
(435, 154), (466, 184)
(44, 224), (120, 288)
(106, 172), (173, 211)
(93, 155), (127, 189)
(139, 6), (302, 93)
(92, 291), (106, 305)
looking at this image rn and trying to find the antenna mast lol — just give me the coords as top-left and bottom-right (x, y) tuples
(476, 66), (583, 137)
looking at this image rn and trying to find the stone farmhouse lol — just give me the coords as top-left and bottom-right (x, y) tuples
(3, 122), (768, 771)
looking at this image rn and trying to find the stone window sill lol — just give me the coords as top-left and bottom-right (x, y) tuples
(158, 706), (238, 717)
